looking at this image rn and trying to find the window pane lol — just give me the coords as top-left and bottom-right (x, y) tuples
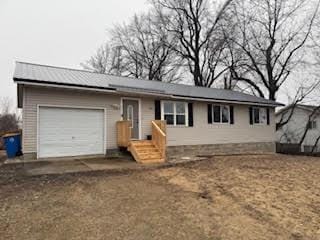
(176, 115), (186, 125)
(127, 105), (134, 127)
(222, 106), (229, 123)
(260, 108), (267, 124)
(163, 102), (174, 113)
(164, 114), (174, 125)
(176, 102), (185, 114)
(254, 108), (260, 124)
(213, 106), (221, 122)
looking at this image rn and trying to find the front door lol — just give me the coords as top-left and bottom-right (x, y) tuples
(122, 99), (139, 139)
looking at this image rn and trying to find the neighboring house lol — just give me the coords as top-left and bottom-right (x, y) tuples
(13, 62), (282, 163)
(276, 104), (320, 153)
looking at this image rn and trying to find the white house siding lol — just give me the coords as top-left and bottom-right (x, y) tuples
(276, 108), (320, 151)
(23, 86), (276, 155)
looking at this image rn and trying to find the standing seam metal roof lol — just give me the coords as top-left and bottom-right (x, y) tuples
(13, 62), (283, 106)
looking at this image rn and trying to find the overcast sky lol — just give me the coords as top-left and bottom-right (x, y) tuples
(1, 0), (315, 108)
(0, 0), (149, 106)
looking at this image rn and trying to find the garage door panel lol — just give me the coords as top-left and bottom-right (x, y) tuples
(39, 107), (105, 158)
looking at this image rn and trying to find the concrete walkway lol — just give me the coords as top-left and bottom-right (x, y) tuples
(12, 158), (141, 176)
(2, 156), (208, 176)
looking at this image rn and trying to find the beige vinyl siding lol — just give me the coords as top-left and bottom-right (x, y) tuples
(140, 97), (154, 138)
(22, 86), (275, 154)
(22, 86), (121, 153)
(140, 99), (276, 146)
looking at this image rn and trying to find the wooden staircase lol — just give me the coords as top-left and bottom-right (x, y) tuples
(117, 120), (167, 164)
(128, 140), (165, 164)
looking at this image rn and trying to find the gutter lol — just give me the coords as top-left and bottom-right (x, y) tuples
(171, 95), (283, 107)
(14, 78), (117, 93)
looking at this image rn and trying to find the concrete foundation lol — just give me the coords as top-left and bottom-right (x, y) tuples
(166, 142), (276, 160)
(22, 142), (275, 162)
(21, 149), (131, 162)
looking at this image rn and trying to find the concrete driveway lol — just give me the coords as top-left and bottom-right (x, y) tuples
(5, 158), (140, 176)
(3, 154), (208, 176)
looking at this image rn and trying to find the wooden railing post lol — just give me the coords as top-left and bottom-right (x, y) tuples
(151, 120), (167, 160)
(116, 120), (131, 147)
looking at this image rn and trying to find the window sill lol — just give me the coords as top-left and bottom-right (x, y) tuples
(210, 122), (231, 125)
(251, 123), (268, 126)
(167, 125), (190, 128)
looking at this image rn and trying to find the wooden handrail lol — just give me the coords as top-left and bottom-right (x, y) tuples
(152, 121), (166, 137)
(151, 120), (167, 160)
(153, 120), (166, 134)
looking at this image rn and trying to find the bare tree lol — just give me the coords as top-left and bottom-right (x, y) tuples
(298, 105), (320, 146)
(311, 135), (320, 153)
(152, 0), (234, 87)
(81, 44), (114, 74)
(0, 97), (20, 135)
(277, 87), (320, 153)
(228, 0), (319, 100)
(276, 80), (320, 130)
(0, 97), (11, 114)
(110, 12), (181, 82)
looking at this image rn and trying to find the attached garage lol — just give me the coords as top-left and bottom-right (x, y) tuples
(38, 106), (105, 158)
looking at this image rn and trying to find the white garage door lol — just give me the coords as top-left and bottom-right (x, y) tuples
(38, 107), (105, 158)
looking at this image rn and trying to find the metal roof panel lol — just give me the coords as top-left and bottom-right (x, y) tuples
(13, 62), (283, 106)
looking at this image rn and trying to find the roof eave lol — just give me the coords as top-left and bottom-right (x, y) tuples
(14, 78), (283, 107)
(13, 78), (117, 93)
(275, 104), (318, 116)
(172, 95), (283, 107)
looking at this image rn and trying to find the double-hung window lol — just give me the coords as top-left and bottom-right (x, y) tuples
(212, 105), (230, 123)
(252, 107), (267, 124)
(162, 101), (188, 126)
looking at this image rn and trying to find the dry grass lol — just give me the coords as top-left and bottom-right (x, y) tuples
(1, 154), (320, 239)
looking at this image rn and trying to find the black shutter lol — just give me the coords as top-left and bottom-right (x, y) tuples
(155, 100), (161, 120)
(208, 104), (212, 124)
(266, 108), (270, 125)
(188, 103), (193, 127)
(249, 106), (253, 125)
(230, 106), (234, 124)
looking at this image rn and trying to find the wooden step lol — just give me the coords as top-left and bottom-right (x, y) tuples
(128, 139), (165, 164)
(130, 140), (152, 144)
(130, 142), (154, 147)
(139, 158), (165, 164)
(135, 147), (160, 153)
(138, 153), (162, 160)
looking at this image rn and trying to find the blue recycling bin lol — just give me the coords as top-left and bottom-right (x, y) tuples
(3, 133), (22, 158)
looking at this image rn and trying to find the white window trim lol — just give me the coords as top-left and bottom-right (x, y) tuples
(252, 107), (267, 125)
(212, 105), (230, 124)
(161, 101), (189, 126)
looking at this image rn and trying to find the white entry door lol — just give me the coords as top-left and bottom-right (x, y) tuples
(38, 107), (105, 158)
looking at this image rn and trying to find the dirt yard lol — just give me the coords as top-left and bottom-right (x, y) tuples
(1, 154), (320, 240)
